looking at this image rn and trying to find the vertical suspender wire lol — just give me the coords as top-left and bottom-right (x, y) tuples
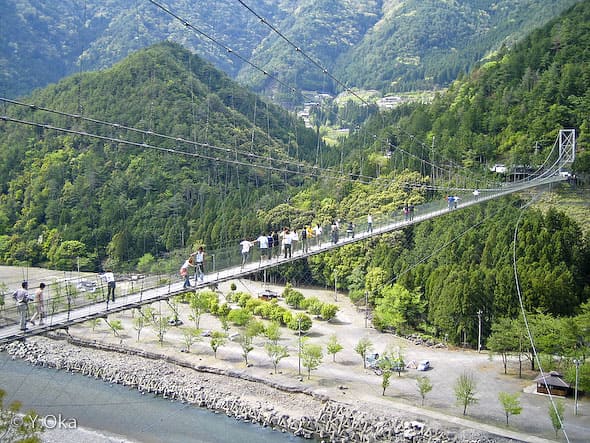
(76, 0), (87, 115)
(513, 204), (570, 443)
(188, 53), (198, 145)
(204, 71), (212, 147)
(265, 100), (273, 191)
(234, 96), (245, 211)
(250, 96), (257, 154)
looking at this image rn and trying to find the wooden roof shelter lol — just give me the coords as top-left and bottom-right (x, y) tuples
(534, 371), (571, 397)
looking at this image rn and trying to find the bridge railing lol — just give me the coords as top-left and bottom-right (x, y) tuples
(0, 176), (562, 331)
(0, 271), (180, 329)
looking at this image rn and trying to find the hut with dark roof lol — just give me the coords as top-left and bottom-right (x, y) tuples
(534, 371), (570, 397)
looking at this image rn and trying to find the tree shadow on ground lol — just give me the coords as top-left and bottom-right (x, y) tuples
(327, 318), (350, 326)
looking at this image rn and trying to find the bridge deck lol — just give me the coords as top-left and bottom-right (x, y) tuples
(0, 176), (564, 344)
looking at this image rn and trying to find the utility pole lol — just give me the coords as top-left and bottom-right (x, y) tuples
(364, 291), (369, 328)
(431, 135), (435, 185)
(477, 310), (483, 353)
(574, 359), (581, 415)
(297, 317), (302, 376)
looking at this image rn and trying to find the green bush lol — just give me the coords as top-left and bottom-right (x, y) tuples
(245, 298), (264, 313)
(285, 289), (305, 308)
(282, 310), (293, 326)
(320, 303), (339, 321)
(269, 304), (288, 325)
(305, 297), (324, 316)
(288, 313), (312, 332)
(227, 308), (252, 326)
(237, 292), (252, 308)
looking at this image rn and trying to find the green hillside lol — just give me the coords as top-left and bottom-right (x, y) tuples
(253, 0), (590, 345)
(0, 2), (589, 350)
(0, 42), (320, 270)
(1, 0), (580, 100)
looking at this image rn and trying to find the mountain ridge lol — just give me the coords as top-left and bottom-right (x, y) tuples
(0, 0), (581, 100)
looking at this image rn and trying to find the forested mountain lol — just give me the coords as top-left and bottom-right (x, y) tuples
(0, 42), (320, 269)
(0, 1), (589, 351)
(0, 0), (286, 99)
(0, 0), (581, 100)
(253, 0), (590, 345)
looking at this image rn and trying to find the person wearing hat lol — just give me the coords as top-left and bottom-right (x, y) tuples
(12, 281), (31, 331)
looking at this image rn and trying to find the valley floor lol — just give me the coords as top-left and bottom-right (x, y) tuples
(2, 267), (588, 442)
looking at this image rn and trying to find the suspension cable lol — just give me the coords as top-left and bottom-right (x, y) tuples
(512, 195), (570, 442)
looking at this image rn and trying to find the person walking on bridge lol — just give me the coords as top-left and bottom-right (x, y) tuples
(12, 281), (31, 331)
(331, 220), (339, 244)
(301, 226), (309, 253)
(271, 230), (280, 259)
(367, 213), (373, 233)
(255, 233), (270, 260)
(314, 224), (323, 247)
(192, 247), (205, 283)
(240, 239), (253, 267)
(447, 196), (454, 210)
(180, 258), (193, 289)
(29, 282), (46, 326)
(282, 228), (293, 258)
(103, 270), (116, 302)
(346, 221), (355, 239)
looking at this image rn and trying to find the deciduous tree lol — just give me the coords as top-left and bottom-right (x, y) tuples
(498, 392), (522, 425)
(355, 337), (373, 369)
(454, 372), (478, 415)
(301, 343), (323, 379)
(326, 334), (343, 362)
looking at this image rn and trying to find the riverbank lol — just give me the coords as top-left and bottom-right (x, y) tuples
(2, 271), (585, 442)
(2, 336), (513, 443)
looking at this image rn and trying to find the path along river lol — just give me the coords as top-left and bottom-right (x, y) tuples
(0, 354), (301, 443)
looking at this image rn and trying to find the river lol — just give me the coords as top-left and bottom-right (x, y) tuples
(0, 354), (301, 443)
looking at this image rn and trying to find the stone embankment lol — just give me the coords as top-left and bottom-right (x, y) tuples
(2, 338), (510, 442)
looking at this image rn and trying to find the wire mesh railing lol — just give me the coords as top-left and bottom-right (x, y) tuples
(0, 173), (565, 335)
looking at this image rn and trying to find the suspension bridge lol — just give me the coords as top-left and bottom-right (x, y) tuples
(0, 129), (576, 344)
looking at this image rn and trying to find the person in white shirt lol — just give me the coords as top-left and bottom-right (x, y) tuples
(367, 213), (373, 233)
(314, 224), (323, 247)
(103, 270), (116, 302)
(192, 247), (205, 282)
(256, 234), (270, 260)
(240, 239), (252, 267)
(282, 228), (293, 258)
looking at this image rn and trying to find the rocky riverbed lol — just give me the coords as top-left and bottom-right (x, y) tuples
(1, 336), (515, 443)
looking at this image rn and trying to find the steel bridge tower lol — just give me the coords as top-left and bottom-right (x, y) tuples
(559, 129), (576, 168)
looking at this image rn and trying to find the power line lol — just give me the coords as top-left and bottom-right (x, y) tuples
(144, 0), (485, 189)
(146, 0), (296, 95)
(0, 98), (358, 181)
(1, 97), (473, 191)
(0, 96), (565, 195)
(512, 196), (571, 443)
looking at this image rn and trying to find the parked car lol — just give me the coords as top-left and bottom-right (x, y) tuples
(201, 329), (212, 337)
(417, 360), (430, 371)
(258, 289), (278, 301)
(76, 280), (97, 293)
(365, 352), (380, 368)
(229, 332), (240, 341)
